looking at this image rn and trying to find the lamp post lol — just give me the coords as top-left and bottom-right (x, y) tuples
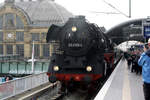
(129, 0), (131, 18)
(31, 41), (35, 74)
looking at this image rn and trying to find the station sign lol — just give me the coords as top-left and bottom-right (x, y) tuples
(143, 25), (150, 38)
(142, 17), (150, 38)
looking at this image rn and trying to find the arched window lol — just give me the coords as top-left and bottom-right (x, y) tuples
(5, 13), (15, 28)
(16, 15), (24, 29)
(5, 14), (25, 29)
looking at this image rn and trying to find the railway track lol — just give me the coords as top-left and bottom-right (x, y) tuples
(54, 58), (122, 100)
(36, 58), (122, 100)
(36, 82), (61, 100)
(51, 79), (104, 100)
(35, 74), (110, 100)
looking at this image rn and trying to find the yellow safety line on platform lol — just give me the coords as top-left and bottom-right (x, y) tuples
(122, 61), (131, 100)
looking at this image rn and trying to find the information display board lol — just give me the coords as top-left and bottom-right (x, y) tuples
(142, 18), (150, 38)
(143, 25), (150, 38)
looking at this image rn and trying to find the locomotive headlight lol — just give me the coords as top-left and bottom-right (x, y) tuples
(53, 66), (59, 71)
(72, 26), (77, 32)
(86, 66), (92, 72)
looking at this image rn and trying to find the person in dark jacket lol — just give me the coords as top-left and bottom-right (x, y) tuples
(136, 50), (142, 74)
(138, 43), (150, 100)
(127, 56), (132, 69)
(131, 54), (137, 72)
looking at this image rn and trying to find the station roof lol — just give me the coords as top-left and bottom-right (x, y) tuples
(1, 0), (73, 27)
(105, 18), (145, 45)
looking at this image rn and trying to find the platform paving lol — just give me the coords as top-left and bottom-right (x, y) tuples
(95, 59), (144, 100)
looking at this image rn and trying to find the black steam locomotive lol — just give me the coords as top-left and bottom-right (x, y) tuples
(46, 16), (114, 84)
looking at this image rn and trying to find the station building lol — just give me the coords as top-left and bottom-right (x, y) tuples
(0, 0), (73, 59)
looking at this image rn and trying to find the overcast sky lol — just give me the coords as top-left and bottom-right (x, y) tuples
(55, 0), (150, 30)
(1, 0), (150, 30)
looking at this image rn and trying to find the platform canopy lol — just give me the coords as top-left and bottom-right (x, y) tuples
(117, 40), (144, 52)
(105, 18), (145, 45)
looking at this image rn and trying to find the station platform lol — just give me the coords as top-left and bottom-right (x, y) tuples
(95, 59), (145, 100)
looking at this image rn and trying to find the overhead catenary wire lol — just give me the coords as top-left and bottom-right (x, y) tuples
(87, 0), (131, 17)
(102, 0), (130, 18)
(89, 11), (120, 15)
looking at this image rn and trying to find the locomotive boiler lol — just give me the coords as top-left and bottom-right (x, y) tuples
(46, 16), (114, 84)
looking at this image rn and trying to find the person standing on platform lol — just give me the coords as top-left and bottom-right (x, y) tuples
(138, 43), (150, 100)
